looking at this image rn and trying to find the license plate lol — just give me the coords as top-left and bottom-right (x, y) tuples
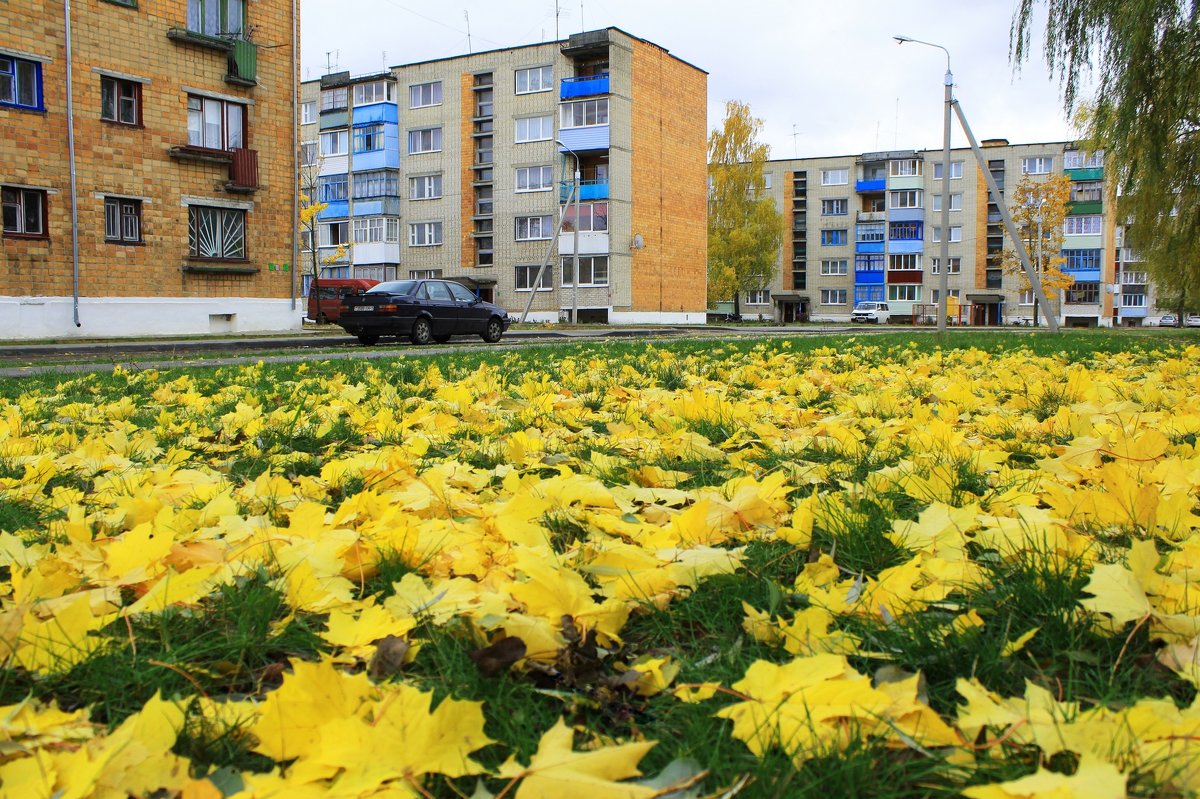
(353, 305), (373, 312)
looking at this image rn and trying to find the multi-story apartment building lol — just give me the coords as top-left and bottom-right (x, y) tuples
(1, 0), (298, 340)
(754, 139), (1161, 327)
(299, 27), (708, 324)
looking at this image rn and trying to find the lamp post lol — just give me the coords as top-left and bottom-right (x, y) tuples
(894, 35), (952, 332)
(556, 139), (581, 325)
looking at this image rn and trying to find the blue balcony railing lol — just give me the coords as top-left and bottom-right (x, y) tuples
(561, 73), (610, 99)
(561, 180), (609, 202)
(856, 178), (886, 192)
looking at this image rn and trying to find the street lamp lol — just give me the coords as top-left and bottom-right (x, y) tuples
(555, 139), (581, 326)
(895, 35), (953, 332)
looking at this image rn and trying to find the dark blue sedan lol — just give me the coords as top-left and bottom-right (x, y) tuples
(337, 279), (511, 346)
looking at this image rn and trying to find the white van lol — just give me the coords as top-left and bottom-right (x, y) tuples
(850, 301), (890, 324)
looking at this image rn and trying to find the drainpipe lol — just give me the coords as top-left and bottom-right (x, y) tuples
(290, 0), (299, 312)
(64, 0), (81, 327)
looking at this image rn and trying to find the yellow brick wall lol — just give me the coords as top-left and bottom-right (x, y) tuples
(0, 0), (297, 300)
(974, 161), (988, 289)
(628, 40), (707, 314)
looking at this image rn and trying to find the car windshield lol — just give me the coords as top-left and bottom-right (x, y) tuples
(367, 281), (418, 295)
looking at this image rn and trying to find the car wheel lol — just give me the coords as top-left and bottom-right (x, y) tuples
(411, 317), (434, 345)
(357, 333), (379, 346)
(317, 313), (328, 325)
(481, 316), (504, 343)
(434, 334), (452, 343)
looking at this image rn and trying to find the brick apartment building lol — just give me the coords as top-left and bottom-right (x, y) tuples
(299, 27), (708, 324)
(1, 0), (299, 340)
(750, 140), (1161, 327)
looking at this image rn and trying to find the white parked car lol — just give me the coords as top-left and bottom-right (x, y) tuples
(1186, 315), (1200, 328)
(850, 301), (891, 324)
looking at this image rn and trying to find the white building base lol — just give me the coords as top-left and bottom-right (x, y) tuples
(609, 311), (708, 325)
(0, 296), (304, 341)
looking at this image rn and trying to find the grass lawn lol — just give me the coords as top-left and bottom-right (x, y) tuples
(2, 330), (1199, 798)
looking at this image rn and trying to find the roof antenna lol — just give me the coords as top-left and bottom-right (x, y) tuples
(464, 11), (472, 53)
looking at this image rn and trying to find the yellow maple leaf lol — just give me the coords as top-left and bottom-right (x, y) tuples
(499, 718), (657, 799)
(962, 754), (1126, 799)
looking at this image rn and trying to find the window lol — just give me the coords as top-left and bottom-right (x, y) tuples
(888, 284), (922, 302)
(516, 165), (554, 192)
(187, 94), (244, 150)
(762, 173), (773, 190)
(932, 161), (964, 180)
(188, 205), (245, 259)
(820, 259), (848, 276)
(560, 99), (608, 128)
(930, 289), (961, 303)
(821, 198), (848, 216)
(931, 226), (962, 242)
(475, 135), (494, 165)
(476, 185), (493, 216)
(1021, 156), (1053, 174)
(929, 257), (962, 274)
(410, 269), (443, 279)
(353, 80), (394, 106)
(820, 229), (847, 246)
(409, 221), (443, 246)
(1064, 150), (1104, 169)
(100, 76), (140, 125)
(856, 222), (885, 243)
(408, 127), (442, 154)
(475, 88), (494, 118)
(353, 218), (395, 243)
(889, 221), (922, 240)
(932, 193), (963, 212)
(888, 253), (921, 271)
(353, 124), (384, 153)
(186, 0), (244, 37)
(890, 190), (921, 209)
(318, 174), (347, 202)
(300, 141), (317, 166)
(855, 254), (884, 272)
(563, 202), (607, 232)
(320, 221), (348, 246)
(320, 129), (347, 156)
(104, 197), (141, 243)
(516, 115), (554, 143)
(821, 168), (849, 186)
(1072, 181), (1104, 202)
(300, 101), (316, 125)
(386, 218), (400, 243)
(515, 65), (553, 94)
(516, 264), (553, 291)
(1063, 249), (1102, 270)
(820, 289), (848, 305)
(409, 81), (442, 108)
(353, 170), (399, 199)
(320, 86), (347, 112)
(561, 255), (609, 286)
(1019, 289), (1035, 305)
(516, 215), (553, 240)
(890, 159), (922, 177)
(299, 229), (313, 251)
(1065, 281), (1100, 304)
(2, 187), (46, 237)
(409, 174), (442, 200)
(745, 289), (770, 305)
(1064, 215), (1103, 235)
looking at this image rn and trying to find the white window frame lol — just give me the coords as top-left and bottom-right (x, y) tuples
(931, 226), (962, 243)
(744, 288), (770, 305)
(1021, 156), (1053, 175)
(515, 215), (553, 241)
(930, 257), (962, 274)
(821, 168), (849, 186)
(820, 288), (848, 305)
(354, 81), (394, 106)
(515, 264), (553, 291)
(1064, 215), (1103, 235)
(385, 218), (400, 243)
(821, 198), (848, 216)
(353, 217), (386, 244)
(409, 174), (443, 201)
(1064, 150), (1104, 169)
(933, 193), (964, 212)
(408, 221), (443, 247)
(320, 129), (347, 157)
(888, 253), (921, 271)
(933, 161), (964, 180)
(319, 220), (348, 247)
(515, 114), (554, 143)
(889, 159), (922, 177)
(561, 255), (609, 287)
(409, 81), (442, 109)
(560, 98), (608, 129)
(820, 259), (848, 276)
(407, 127), (443, 155)
(515, 65), (553, 94)
(890, 189), (921, 209)
(187, 93), (244, 150)
(515, 165), (554, 193)
(300, 101), (316, 125)
(887, 284), (922, 302)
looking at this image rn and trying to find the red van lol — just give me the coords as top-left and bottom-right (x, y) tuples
(307, 278), (379, 323)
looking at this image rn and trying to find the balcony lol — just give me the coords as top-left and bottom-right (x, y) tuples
(224, 147), (259, 193)
(226, 40), (258, 86)
(857, 211), (885, 223)
(560, 179), (609, 203)
(1065, 166), (1103, 181)
(856, 178), (886, 192)
(1068, 200), (1103, 215)
(557, 126), (609, 153)
(561, 73), (609, 99)
(1121, 270), (1148, 285)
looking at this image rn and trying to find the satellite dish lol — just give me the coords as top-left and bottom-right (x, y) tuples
(631, 234), (644, 250)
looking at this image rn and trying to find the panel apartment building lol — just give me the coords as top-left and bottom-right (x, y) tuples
(753, 139), (1158, 327)
(1, 0), (298, 340)
(299, 27), (708, 324)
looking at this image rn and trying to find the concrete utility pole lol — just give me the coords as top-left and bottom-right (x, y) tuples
(557, 139), (582, 324)
(894, 35), (952, 331)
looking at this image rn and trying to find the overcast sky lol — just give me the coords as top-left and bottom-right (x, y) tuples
(299, 0), (1083, 161)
